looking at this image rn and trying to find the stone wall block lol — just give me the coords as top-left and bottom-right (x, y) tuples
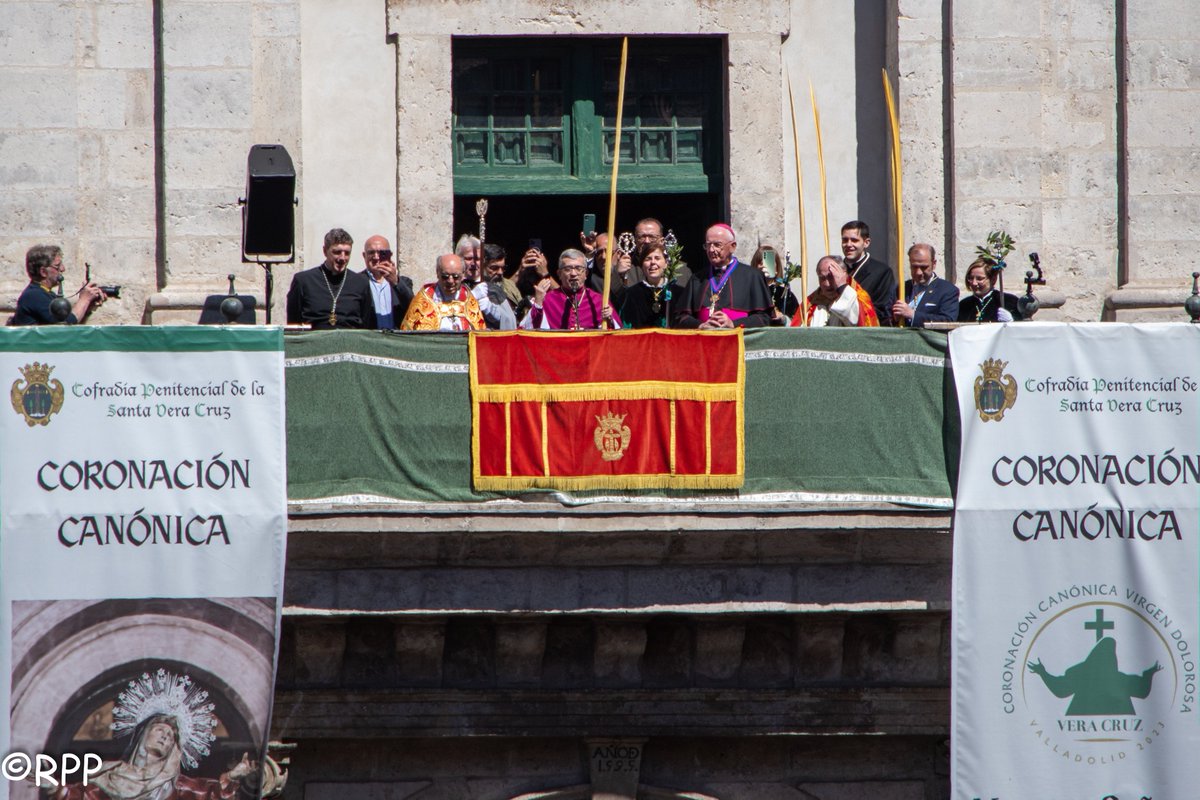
(739, 620), (793, 687)
(441, 619), (496, 686)
(254, 2), (301, 38)
(952, 0), (1041, 39)
(253, 38), (302, 137)
(166, 130), (248, 189)
(164, 3), (253, 68)
(0, 70), (76, 128)
(395, 622), (446, 686)
(77, 70), (128, 129)
(1127, 40), (1200, 89)
(951, 91), (1041, 149)
(0, 192), (77, 239)
(293, 622), (347, 686)
(1124, 241), (1197, 285)
(641, 621), (692, 687)
(951, 40), (1046, 90)
(104, 132), (156, 188)
(693, 622), (746, 683)
(794, 617), (844, 682)
(841, 615), (900, 682)
(0, 3), (76, 67)
(164, 236), (252, 286)
(95, 3), (153, 69)
(342, 619), (399, 687)
(495, 622), (548, 686)
(1127, 195), (1200, 243)
(1064, 151), (1117, 199)
(953, 200), (1042, 251)
(886, 618), (944, 683)
(125, 69), (154, 129)
(1048, 41), (1116, 92)
(1127, 91), (1200, 149)
(593, 622), (646, 686)
(77, 237), (155, 288)
(955, 149), (1042, 199)
(542, 620), (595, 688)
(165, 188), (241, 237)
(166, 70), (254, 129)
(1126, 1), (1200, 39)
(0, 132), (78, 189)
(896, 0), (944, 42)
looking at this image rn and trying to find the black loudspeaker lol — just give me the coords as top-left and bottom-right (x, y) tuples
(242, 144), (295, 262)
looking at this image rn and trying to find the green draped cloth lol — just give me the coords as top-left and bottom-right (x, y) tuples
(285, 329), (958, 506)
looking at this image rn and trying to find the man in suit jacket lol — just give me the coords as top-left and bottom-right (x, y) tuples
(891, 242), (959, 328)
(841, 220), (898, 326)
(361, 234), (413, 329)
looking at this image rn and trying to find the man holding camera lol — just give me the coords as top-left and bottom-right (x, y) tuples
(12, 245), (106, 325)
(360, 234), (413, 330)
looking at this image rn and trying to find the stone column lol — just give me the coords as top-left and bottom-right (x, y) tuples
(895, 0), (951, 276)
(952, 0), (1116, 320)
(1109, 1), (1200, 319)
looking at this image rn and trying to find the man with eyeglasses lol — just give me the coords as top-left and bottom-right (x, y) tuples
(520, 249), (619, 330)
(286, 228), (377, 329)
(359, 234), (413, 330)
(401, 253), (514, 331)
(12, 244), (106, 325)
(674, 223), (772, 329)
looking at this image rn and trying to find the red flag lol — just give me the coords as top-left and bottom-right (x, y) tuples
(470, 329), (744, 491)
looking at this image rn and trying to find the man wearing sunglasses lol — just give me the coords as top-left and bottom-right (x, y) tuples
(360, 234), (413, 330)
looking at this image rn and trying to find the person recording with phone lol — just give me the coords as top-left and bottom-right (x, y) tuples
(360, 234), (413, 330)
(12, 244), (106, 325)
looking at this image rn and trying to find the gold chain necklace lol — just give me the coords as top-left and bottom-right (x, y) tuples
(321, 268), (346, 326)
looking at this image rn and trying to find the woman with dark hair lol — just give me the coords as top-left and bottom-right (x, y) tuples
(957, 258), (1022, 323)
(618, 242), (673, 328)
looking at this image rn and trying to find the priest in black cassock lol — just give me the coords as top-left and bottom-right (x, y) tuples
(840, 220), (898, 326)
(286, 227), (376, 329)
(674, 223), (773, 329)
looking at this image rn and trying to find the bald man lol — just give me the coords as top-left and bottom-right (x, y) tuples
(360, 234), (413, 329)
(674, 223), (773, 328)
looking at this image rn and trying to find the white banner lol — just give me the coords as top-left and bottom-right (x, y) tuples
(0, 327), (285, 799)
(951, 323), (1200, 799)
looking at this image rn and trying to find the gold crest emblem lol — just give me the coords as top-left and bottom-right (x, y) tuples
(973, 358), (1017, 422)
(593, 412), (631, 461)
(10, 361), (65, 427)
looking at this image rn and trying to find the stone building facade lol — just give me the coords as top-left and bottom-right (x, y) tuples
(1, 1), (1198, 798)
(2, 1), (1196, 324)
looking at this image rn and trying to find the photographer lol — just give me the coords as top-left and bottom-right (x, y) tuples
(12, 245), (105, 325)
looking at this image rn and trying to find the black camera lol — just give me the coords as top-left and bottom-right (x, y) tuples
(84, 263), (121, 298)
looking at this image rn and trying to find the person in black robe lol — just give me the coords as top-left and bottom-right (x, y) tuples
(957, 258), (1022, 322)
(674, 224), (773, 328)
(619, 242), (673, 328)
(286, 228), (376, 329)
(840, 220), (898, 326)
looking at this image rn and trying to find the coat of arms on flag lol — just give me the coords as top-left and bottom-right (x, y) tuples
(469, 329), (745, 491)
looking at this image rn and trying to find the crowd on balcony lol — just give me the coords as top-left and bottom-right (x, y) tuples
(11, 219), (1023, 330)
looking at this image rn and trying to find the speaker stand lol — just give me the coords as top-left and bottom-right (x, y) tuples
(256, 259), (275, 324)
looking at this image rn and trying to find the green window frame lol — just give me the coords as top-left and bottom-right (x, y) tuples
(452, 38), (723, 196)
